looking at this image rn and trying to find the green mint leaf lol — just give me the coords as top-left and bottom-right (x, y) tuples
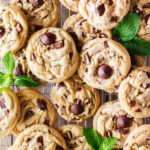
(14, 76), (41, 87)
(83, 128), (103, 150)
(2, 75), (13, 88)
(2, 51), (15, 74)
(0, 87), (5, 93)
(113, 13), (140, 41)
(121, 36), (150, 56)
(100, 137), (117, 150)
(0, 72), (6, 84)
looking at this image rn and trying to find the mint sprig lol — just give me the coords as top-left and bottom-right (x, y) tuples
(113, 13), (150, 56)
(0, 51), (40, 92)
(83, 128), (117, 150)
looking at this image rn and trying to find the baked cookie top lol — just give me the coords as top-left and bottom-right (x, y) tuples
(78, 38), (131, 92)
(79, 0), (130, 30)
(124, 124), (150, 150)
(0, 4), (28, 57)
(63, 13), (112, 52)
(58, 125), (92, 150)
(93, 100), (143, 148)
(50, 73), (100, 122)
(26, 27), (79, 83)
(12, 88), (56, 135)
(11, 0), (59, 33)
(13, 125), (67, 150)
(0, 88), (20, 138)
(119, 66), (150, 118)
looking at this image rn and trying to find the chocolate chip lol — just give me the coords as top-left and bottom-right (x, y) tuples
(16, 22), (22, 32)
(37, 99), (47, 111)
(104, 41), (109, 48)
(119, 128), (129, 134)
(135, 108), (142, 112)
(146, 83), (150, 89)
(146, 72), (150, 78)
(95, 4), (105, 16)
(30, 0), (43, 7)
(76, 87), (82, 92)
(0, 26), (5, 38)
(55, 146), (64, 150)
(144, 14), (150, 25)
(63, 131), (72, 141)
(24, 110), (34, 120)
(25, 138), (31, 143)
(108, 0), (113, 5)
(37, 136), (43, 146)
(133, 5), (143, 15)
(143, 3), (150, 8)
(68, 52), (73, 60)
(31, 54), (35, 61)
(130, 100), (136, 107)
(69, 32), (78, 43)
(110, 16), (118, 22)
(85, 68), (88, 72)
(57, 82), (65, 90)
(14, 65), (23, 76)
(0, 98), (6, 109)
(117, 115), (131, 128)
(98, 65), (112, 79)
(50, 40), (64, 49)
(70, 104), (84, 115)
(44, 120), (50, 126)
(40, 33), (56, 45)
(54, 104), (59, 109)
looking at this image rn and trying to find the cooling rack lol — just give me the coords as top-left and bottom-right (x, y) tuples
(0, 0), (150, 149)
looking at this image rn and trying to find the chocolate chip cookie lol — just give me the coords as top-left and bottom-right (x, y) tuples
(78, 38), (131, 93)
(130, 0), (150, 41)
(13, 125), (67, 150)
(93, 100), (143, 148)
(119, 66), (150, 118)
(0, 88), (20, 138)
(7, 146), (13, 150)
(26, 27), (79, 83)
(11, 0), (59, 33)
(58, 125), (92, 150)
(14, 49), (46, 87)
(63, 13), (112, 52)
(12, 88), (56, 135)
(79, 0), (130, 30)
(50, 73), (100, 122)
(0, 4), (28, 57)
(124, 124), (150, 150)
(59, 0), (79, 12)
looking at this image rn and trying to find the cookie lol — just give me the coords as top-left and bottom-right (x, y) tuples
(59, 0), (79, 12)
(130, 0), (150, 41)
(13, 124), (67, 150)
(12, 88), (56, 135)
(0, 4), (28, 57)
(0, 88), (20, 138)
(124, 124), (150, 150)
(78, 38), (131, 93)
(26, 27), (79, 83)
(11, 0), (59, 33)
(119, 66), (150, 118)
(93, 100), (143, 148)
(50, 73), (100, 122)
(14, 49), (46, 86)
(63, 13), (112, 52)
(78, 0), (130, 30)
(7, 146), (13, 150)
(58, 125), (92, 150)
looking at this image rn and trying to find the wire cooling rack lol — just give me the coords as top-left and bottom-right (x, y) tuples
(0, 0), (150, 149)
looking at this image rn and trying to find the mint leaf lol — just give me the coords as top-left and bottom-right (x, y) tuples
(0, 72), (6, 84)
(113, 13), (140, 41)
(83, 128), (103, 150)
(2, 51), (15, 74)
(14, 76), (40, 87)
(100, 137), (117, 150)
(2, 75), (13, 88)
(121, 36), (150, 56)
(0, 87), (5, 93)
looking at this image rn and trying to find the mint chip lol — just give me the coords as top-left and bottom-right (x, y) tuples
(14, 76), (41, 87)
(113, 13), (140, 41)
(121, 37), (150, 56)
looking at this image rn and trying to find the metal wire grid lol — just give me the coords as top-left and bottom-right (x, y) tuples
(0, 0), (150, 149)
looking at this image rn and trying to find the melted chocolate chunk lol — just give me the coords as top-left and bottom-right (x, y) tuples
(117, 115), (131, 128)
(95, 4), (105, 16)
(63, 131), (72, 141)
(30, 0), (43, 8)
(104, 41), (109, 48)
(144, 14), (150, 25)
(135, 108), (142, 112)
(37, 99), (47, 111)
(50, 40), (64, 49)
(44, 120), (50, 126)
(57, 82), (65, 90)
(40, 33), (56, 45)
(24, 110), (34, 120)
(110, 16), (118, 22)
(76, 87), (82, 92)
(146, 83), (150, 89)
(146, 72), (150, 78)
(70, 104), (84, 115)
(55, 146), (64, 150)
(68, 52), (73, 60)
(108, 0), (113, 5)
(0, 98), (6, 109)
(119, 128), (129, 134)
(37, 136), (43, 146)
(0, 26), (5, 38)
(14, 65), (23, 76)
(130, 100), (136, 107)
(143, 3), (150, 8)
(16, 22), (22, 33)
(97, 65), (112, 79)
(25, 138), (31, 143)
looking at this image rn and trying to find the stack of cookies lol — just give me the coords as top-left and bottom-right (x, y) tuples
(0, 0), (150, 149)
